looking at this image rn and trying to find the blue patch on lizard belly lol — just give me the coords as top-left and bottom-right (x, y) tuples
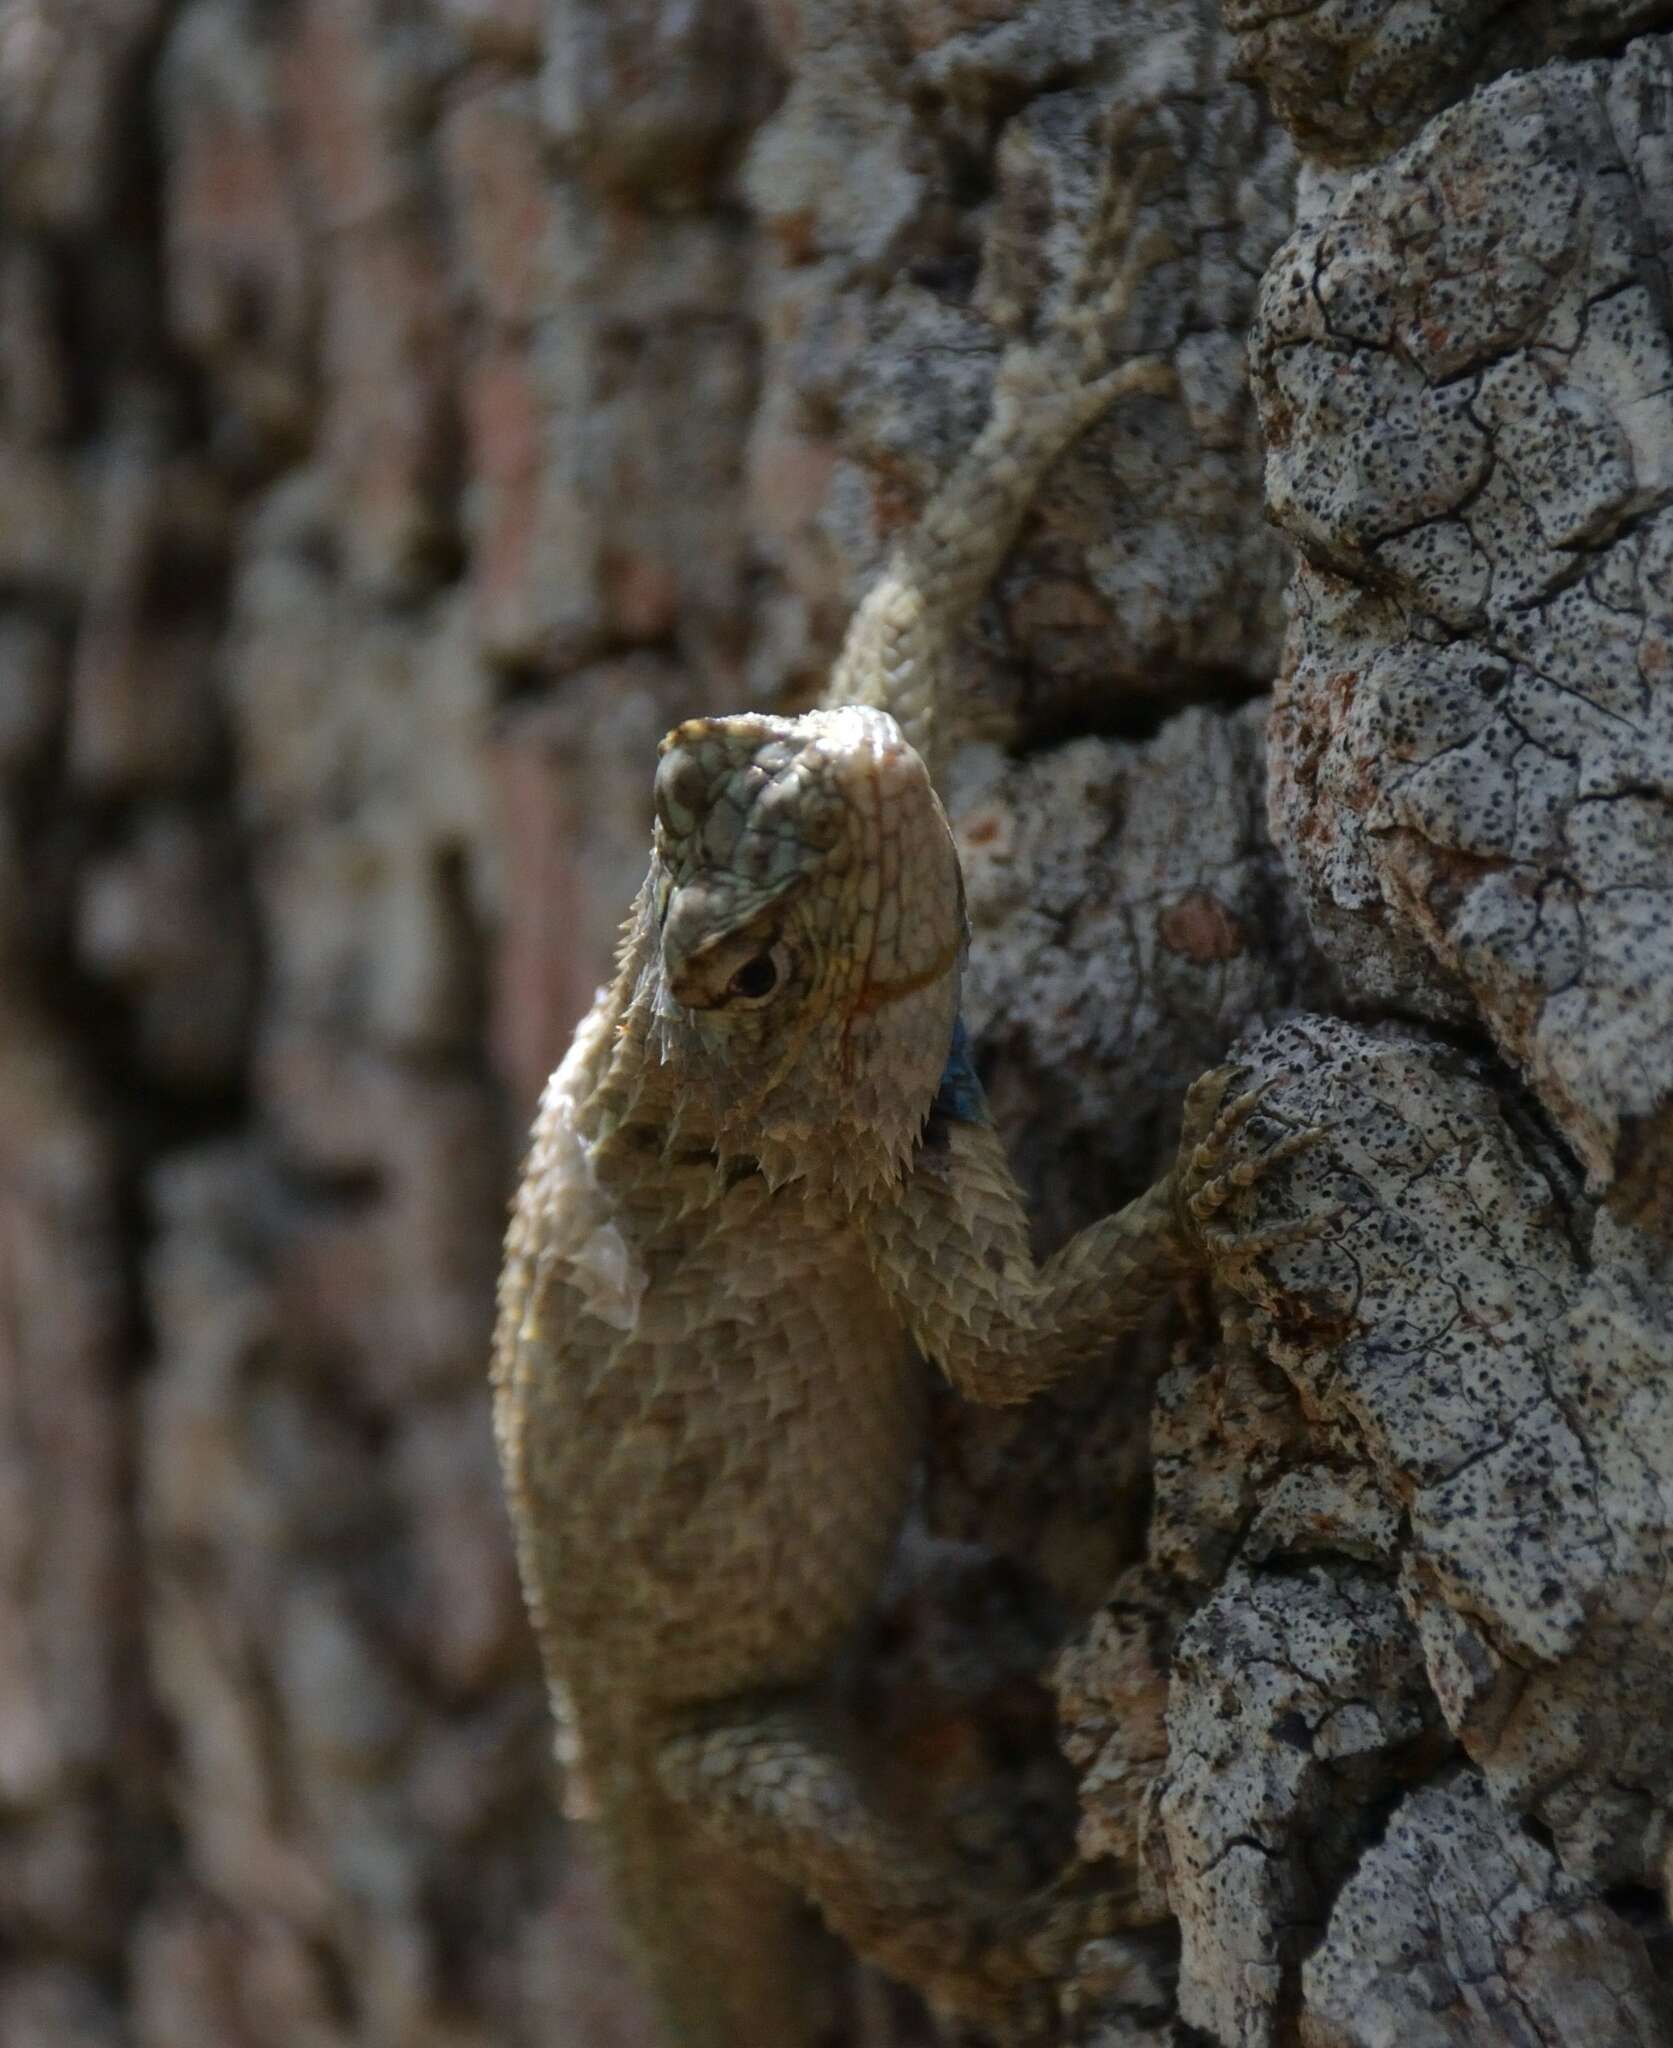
(932, 1017), (989, 1127)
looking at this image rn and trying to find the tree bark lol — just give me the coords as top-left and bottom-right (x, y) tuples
(0, 1), (1667, 2045)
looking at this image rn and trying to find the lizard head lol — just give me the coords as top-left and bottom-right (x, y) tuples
(636, 704), (965, 1201)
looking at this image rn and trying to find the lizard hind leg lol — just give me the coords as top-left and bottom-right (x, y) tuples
(657, 1691), (1115, 2045)
(596, 1772), (826, 2048)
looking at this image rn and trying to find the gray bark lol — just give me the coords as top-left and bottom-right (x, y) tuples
(0, 1), (1667, 2045)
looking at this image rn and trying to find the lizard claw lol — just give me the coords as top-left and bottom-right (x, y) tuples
(1175, 1064), (1331, 1268)
(936, 1874), (1128, 2045)
(1188, 1118), (1324, 1222)
(1197, 1208), (1340, 1262)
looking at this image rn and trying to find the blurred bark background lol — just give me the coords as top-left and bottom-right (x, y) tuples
(0, 1), (1668, 2044)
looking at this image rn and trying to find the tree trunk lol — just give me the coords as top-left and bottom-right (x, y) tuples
(0, 2), (1666, 2045)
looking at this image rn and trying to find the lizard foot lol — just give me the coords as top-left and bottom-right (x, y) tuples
(1175, 1066), (1330, 1266)
(924, 1871), (1130, 2044)
(992, 111), (1183, 434)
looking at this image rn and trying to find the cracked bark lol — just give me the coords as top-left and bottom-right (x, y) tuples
(1056, 13), (1673, 2047)
(0, 1), (1668, 2045)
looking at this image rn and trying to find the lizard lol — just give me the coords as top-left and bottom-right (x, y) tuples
(493, 118), (1317, 2047)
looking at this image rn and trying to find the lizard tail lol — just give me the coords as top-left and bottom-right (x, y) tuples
(821, 110), (1179, 784)
(598, 1773), (827, 2048)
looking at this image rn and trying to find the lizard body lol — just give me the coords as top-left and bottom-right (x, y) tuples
(495, 129), (1308, 2043)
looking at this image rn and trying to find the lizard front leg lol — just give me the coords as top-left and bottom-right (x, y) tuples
(656, 1689), (1119, 2044)
(861, 1063), (1324, 1405)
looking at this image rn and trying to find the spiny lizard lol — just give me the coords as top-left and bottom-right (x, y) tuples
(494, 122), (1314, 2046)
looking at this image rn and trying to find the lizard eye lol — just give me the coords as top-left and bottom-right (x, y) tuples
(726, 945), (789, 1005)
